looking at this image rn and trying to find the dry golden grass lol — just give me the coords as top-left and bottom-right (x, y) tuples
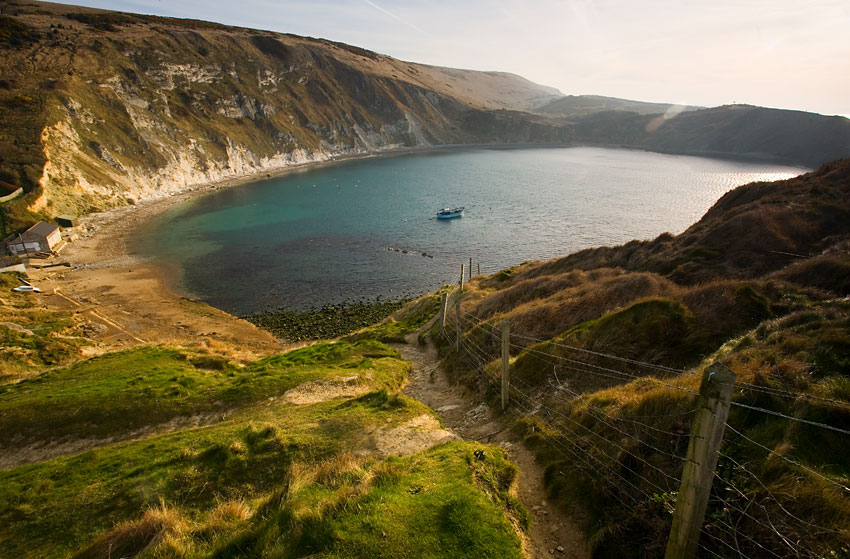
(471, 269), (678, 347)
(72, 502), (187, 559)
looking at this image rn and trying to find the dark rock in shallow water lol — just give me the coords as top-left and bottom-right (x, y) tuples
(245, 298), (411, 342)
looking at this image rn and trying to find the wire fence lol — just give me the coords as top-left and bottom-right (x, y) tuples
(437, 265), (850, 558)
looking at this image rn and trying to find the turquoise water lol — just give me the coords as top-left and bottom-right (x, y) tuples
(138, 147), (804, 314)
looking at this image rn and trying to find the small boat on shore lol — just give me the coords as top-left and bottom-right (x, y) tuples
(436, 207), (464, 219)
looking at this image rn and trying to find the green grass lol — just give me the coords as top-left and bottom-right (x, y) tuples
(0, 340), (408, 449)
(193, 442), (525, 559)
(0, 390), (430, 558)
(345, 291), (444, 344)
(0, 273), (89, 379)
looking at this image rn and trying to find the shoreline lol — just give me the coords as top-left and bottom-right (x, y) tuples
(68, 142), (567, 311)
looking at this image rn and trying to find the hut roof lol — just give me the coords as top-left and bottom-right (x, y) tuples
(26, 221), (60, 237)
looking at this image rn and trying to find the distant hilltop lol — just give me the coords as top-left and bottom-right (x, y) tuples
(1, 0), (849, 224)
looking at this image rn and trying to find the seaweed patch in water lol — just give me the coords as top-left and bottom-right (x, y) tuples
(246, 298), (411, 341)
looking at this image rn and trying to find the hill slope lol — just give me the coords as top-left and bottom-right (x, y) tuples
(535, 94), (701, 117)
(572, 104), (850, 168)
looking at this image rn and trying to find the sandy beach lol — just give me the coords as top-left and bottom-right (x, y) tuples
(24, 170), (296, 361)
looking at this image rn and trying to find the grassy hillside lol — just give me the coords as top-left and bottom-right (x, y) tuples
(0, 337), (525, 558)
(432, 161), (850, 557)
(0, 340), (407, 452)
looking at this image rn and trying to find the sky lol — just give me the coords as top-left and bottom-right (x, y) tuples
(59, 0), (850, 116)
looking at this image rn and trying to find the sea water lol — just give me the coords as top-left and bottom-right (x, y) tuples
(137, 147), (804, 315)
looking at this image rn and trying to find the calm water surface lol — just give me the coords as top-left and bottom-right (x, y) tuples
(137, 147), (804, 314)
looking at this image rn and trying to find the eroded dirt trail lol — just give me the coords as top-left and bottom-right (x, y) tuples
(392, 335), (589, 559)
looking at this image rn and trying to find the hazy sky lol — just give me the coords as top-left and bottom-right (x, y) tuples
(60, 0), (850, 116)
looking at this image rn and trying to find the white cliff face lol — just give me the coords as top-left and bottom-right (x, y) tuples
(25, 31), (495, 218)
(35, 91), (430, 216)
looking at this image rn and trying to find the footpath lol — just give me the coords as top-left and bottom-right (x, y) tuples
(392, 331), (589, 559)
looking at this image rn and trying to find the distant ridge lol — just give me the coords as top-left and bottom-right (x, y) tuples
(572, 104), (850, 168)
(535, 94), (702, 117)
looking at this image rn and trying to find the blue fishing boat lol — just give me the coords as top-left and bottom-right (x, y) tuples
(436, 207), (464, 219)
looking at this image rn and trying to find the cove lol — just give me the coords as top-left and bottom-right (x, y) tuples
(137, 147), (805, 315)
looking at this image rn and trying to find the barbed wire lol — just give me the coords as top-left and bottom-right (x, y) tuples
(452, 327), (684, 494)
(733, 380), (850, 410)
(458, 305), (850, 438)
(730, 401), (850, 436)
(510, 331), (686, 375)
(724, 423), (850, 494)
(708, 475), (812, 558)
(453, 316), (682, 496)
(717, 450), (844, 536)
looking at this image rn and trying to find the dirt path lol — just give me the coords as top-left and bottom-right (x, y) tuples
(392, 334), (589, 559)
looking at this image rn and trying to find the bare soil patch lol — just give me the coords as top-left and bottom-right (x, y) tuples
(281, 376), (371, 405)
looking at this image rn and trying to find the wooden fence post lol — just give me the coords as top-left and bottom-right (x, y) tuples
(455, 293), (461, 351)
(665, 363), (736, 559)
(478, 262), (481, 276)
(501, 320), (510, 410)
(460, 263), (465, 293)
(469, 257), (473, 280)
(439, 292), (448, 333)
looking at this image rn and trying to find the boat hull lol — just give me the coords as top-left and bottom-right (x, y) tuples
(436, 207), (464, 219)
